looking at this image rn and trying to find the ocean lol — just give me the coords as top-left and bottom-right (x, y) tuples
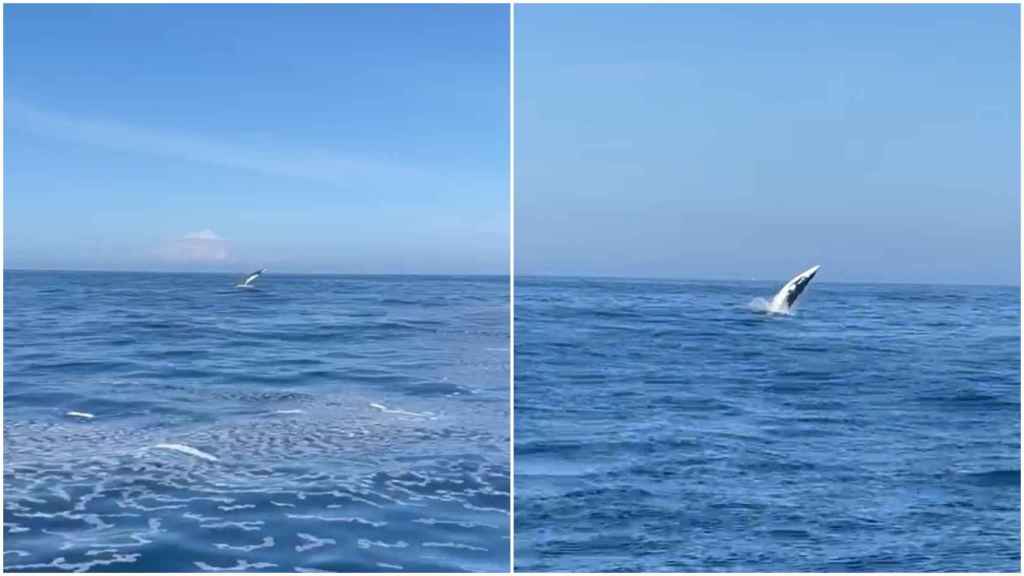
(4, 270), (510, 572)
(515, 276), (1020, 571)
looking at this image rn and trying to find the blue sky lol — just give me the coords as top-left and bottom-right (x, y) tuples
(516, 5), (1020, 285)
(5, 4), (509, 274)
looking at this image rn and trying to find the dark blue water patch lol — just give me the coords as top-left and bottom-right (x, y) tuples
(403, 381), (477, 397)
(515, 277), (1020, 572)
(4, 271), (509, 572)
(962, 469), (1021, 488)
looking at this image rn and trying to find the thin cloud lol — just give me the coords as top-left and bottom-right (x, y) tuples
(5, 100), (500, 195)
(158, 230), (230, 263)
(7, 100), (361, 184)
(183, 229), (222, 241)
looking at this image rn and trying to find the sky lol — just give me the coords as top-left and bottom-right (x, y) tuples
(5, 4), (509, 274)
(516, 5), (1020, 285)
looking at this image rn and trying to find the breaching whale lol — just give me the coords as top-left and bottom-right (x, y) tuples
(236, 268), (265, 288)
(768, 265), (820, 313)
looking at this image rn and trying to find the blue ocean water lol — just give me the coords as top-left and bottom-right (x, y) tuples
(4, 270), (509, 572)
(515, 276), (1020, 572)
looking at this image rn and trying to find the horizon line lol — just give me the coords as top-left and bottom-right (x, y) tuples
(4, 267), (509, 278)
(514, 272), (1021, 289)
(4, 268), (1018, 289)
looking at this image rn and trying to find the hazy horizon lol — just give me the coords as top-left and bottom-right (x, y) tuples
(5, 266), (1017, 288)
(514, 271), (1019, 288)
(5, 5), (509, 275)
(516, 4), (1020, 286)
(4, 266), (509, 277)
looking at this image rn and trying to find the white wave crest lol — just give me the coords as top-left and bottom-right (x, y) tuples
(153, 444), (218, 462)
(195, 560), (277, 571)
(295, 533), (336, 552)
(369, 402), (433, 418)
(66, 411), (95, 419)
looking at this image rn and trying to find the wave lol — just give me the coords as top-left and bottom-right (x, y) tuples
(152, 443), (219, 462)
(369, 403), (434, 418)
(962, 469), (1020, 487)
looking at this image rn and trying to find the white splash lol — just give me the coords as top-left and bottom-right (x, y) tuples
(285, 513), (387, 528)
(153, 444), (218, 462)
(217, 504), (255, 512)
(422, 541), (489, 552)
(197, 520), (263, 531)
(295, 533), (336, 552)
(357, 538), (409, 549)
(66, 411), (95, 419)
(213, 537), (274, 552)
(748, 297), (791, 315)
(195, 560), (277, 571)
(369, 402), (432, 418)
